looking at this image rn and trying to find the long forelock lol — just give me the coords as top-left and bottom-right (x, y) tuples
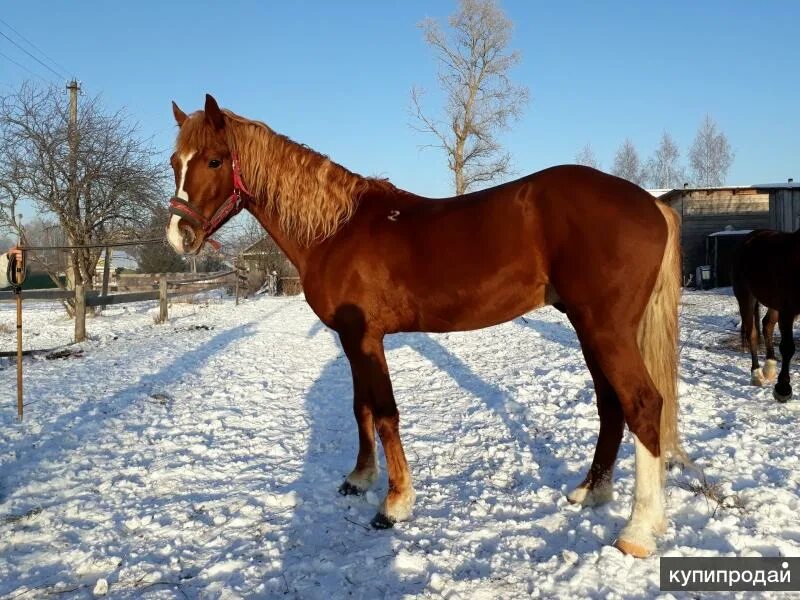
(219, 109), (396, 245)
(175, 112), (225, 155)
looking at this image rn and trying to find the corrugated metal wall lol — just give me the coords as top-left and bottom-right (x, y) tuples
(769, 189), (800, 232)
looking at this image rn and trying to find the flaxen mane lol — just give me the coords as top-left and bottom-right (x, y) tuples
(176, 109), (394, 245)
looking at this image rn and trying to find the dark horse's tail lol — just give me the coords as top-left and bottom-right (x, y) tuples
(637, 202), (687, 466)
(740, 299), (762, 351)
(731, 241), (761, 352)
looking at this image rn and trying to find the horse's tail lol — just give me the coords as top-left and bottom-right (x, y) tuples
(637, 202), (687, 465)
(731, 248), (761, 353)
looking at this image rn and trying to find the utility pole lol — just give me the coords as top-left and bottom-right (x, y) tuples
(66, 80), (86, 342)
(66, 80), (81, 290)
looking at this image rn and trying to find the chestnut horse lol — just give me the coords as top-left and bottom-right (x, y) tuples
(732, 228), (799, 401)
(166, 95), (684, 558)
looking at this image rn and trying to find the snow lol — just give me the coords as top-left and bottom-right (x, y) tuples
(707, 229), (753, 237)
(0, 289), (798, 598)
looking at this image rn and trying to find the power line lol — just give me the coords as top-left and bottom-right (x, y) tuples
(0, 29), (67, 81)
(0, 49), (51, 83)
(0, 17), (70, 78)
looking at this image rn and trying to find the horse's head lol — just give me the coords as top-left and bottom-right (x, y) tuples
(167, 94), (248, 254)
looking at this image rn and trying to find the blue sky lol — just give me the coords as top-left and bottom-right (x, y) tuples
(1, 1), (797, 198)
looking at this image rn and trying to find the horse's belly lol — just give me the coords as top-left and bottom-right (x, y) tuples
(413, 279), (556, 332)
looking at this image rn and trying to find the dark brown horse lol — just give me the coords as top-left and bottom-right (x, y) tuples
(732, 228), (799, 401)
(166, 95), (684, 558)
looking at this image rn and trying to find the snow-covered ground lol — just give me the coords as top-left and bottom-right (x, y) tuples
(0, 289), (798, 599)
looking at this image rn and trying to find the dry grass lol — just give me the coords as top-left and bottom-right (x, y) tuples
(674, 472), (747, 518)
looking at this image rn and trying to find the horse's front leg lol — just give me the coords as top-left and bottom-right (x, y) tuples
(339, 366), (379, 496)
(339, 331), (415, 527)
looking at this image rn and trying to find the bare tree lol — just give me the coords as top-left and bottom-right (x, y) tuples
(575, 143), (601, 170)
(689, 114), (734, 187)
(411, 0), (529, 194)
(0, 82), (167, 309)
(16, 217), (69, 283)
(644, 131), (686, 189)
(611, 138), (644, 186)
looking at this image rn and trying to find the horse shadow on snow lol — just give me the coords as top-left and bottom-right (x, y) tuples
(253, 312), (693, 598)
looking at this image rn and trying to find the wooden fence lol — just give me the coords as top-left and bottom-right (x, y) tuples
(0, 269), (247, 344)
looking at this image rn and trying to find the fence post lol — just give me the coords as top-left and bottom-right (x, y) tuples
(269, 271), (278, 296)
(74, 284), (86, 342)
(159, 278), (168, 324)
(234, 262), (240, 306)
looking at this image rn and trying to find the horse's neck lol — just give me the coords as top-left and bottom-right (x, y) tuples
(247, 205), (311, 276)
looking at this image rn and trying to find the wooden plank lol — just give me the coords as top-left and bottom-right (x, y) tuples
(84, 291), (160, 307)
(0, 289), (74, 301)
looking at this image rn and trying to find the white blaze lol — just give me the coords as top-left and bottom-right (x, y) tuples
(166, 152), (195, 253)
(167, 214), (184, 253)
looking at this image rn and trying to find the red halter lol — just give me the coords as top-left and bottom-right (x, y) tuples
(169, 153), (252, 250)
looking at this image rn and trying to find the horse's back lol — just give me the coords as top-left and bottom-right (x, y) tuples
(306, 165), (672, 332)
(734, 229), (800, 312)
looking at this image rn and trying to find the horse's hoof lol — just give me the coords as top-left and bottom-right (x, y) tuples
(614, 538), (653, 559)
(751, 368), (766, 386)
(567, 484), (613, 507)
(763, 359), (778, 382)
(773, 388), (792, 403)
(370, 512), (395, 529)
(338, 481), (365, 496)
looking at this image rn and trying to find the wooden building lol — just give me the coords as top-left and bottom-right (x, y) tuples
(659, 181), (797, 284)
(768, 180), (800, 231)
(239, 236), (301, 295)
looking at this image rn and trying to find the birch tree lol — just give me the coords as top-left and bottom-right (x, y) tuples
(644, 131), (686, 189)
(611, 138), (644, 186)
(575, 143), (601, 170)
(411, 0), (529, 194)
(689, 114), (734, 186)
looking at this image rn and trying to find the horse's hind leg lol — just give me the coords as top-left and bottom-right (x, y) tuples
(737, 293), (765, 385)
(773, 312), (795, 402)
(762, 309), (779, 382)
(571, 318), (666, 557)
(567, 351), (623, 507)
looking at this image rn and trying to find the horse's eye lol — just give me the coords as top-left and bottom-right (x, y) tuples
(208, 159), (222, 169)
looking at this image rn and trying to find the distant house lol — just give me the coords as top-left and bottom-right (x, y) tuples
(658, 181), (798, 285)
(240, 237), (301, 295)
(94, 250), (137, 288)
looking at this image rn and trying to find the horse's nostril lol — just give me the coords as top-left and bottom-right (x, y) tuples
(180, 225), (196, 247)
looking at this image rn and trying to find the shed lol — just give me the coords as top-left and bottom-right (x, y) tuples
(660, 182), (796, 284)
(705, 229), (752, 288)
(767, 180), (800, 231)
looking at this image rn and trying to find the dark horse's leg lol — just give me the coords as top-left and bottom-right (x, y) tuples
(762, 309), (779, 382)
(339, 329), (414, 527)
(567, 350), (623, 506)
(774, 312), (795, 402)
(735, 288), (765, 385)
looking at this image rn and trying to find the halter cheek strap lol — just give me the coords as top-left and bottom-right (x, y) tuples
(168, 153), (252, 248)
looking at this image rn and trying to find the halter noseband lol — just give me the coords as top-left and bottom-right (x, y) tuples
(169, 153), (252, 249)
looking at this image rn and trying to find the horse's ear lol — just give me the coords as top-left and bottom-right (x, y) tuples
(204, 94), (225, 130)
(172, 101), (187, 126)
